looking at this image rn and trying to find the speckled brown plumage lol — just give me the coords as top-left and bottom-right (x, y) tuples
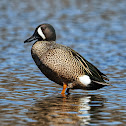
(24, 24), (110, 94)
(31, 41), (85, 86)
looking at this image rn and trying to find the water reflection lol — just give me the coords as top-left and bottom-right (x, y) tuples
(27, 94), (105, 125)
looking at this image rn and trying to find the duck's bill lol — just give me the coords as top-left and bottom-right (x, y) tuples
(24, 35), (37, 43)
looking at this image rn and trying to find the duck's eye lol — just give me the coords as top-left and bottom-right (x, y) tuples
(41, 26), (46, 31)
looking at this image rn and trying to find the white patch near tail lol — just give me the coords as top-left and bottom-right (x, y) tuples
(37, 27), (46, 40)
(79, 75), (91, 86)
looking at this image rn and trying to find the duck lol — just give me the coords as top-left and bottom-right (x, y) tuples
(24, 23), (109, 95)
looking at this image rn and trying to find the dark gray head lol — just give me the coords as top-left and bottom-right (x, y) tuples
(24, 24), (56, 43)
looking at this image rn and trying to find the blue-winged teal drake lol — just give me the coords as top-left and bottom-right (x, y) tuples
(24, 24), (109, 95)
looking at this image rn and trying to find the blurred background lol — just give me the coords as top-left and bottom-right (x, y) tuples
(0, 0), (126, 125)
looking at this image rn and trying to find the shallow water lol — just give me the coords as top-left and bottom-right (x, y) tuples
(0, 0), (126, 125)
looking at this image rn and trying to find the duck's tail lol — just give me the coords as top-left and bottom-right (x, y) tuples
(85, 80), (110, 90)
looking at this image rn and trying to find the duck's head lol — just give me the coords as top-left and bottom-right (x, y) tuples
(24, 24), (56, 43)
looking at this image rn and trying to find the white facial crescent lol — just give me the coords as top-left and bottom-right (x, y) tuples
(37, 27), (46, 40)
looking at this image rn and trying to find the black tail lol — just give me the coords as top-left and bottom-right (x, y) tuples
(86, 80), (110, 90)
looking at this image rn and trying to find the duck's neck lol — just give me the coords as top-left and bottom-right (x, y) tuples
(31, 41), (56, 58)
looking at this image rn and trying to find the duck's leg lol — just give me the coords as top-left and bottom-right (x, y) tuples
(61, 83), (67, 95)
(66, 83), (73, 94)
(66, 88), (70, 94)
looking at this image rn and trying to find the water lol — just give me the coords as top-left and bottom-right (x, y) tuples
(0, 0), (126, 125)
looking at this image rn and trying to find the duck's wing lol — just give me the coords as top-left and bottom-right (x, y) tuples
(68, 47), (110, 85)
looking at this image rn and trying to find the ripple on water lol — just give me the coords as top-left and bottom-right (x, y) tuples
(0, 0), (126, 125)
